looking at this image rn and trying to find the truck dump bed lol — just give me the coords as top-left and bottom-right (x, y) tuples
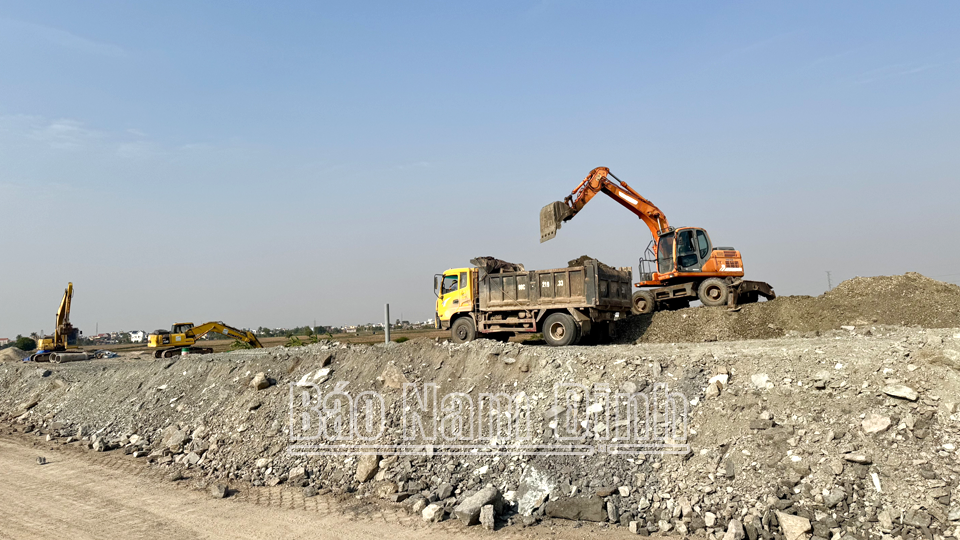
(478, 260), (632, 311)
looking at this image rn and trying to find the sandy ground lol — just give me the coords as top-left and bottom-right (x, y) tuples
(0, 434), (649, 540)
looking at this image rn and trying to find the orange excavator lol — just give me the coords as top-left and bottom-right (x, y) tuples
(540, 166), (775, 314)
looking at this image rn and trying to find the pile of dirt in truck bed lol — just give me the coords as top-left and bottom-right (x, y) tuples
(0, 348), (28, 362)
(567, 255), (616, 272)
(618, 272), (960, 343)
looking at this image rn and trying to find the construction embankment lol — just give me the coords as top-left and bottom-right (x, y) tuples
(1, 273), (959, 539)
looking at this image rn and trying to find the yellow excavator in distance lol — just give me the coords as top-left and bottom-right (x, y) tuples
(31, 282), (89, 363)
(148, 322), (263, 358)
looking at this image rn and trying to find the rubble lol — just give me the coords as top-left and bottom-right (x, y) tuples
(0, 297), (958, 537)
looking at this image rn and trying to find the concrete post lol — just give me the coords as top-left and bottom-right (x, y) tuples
(385, 304), (391, 344)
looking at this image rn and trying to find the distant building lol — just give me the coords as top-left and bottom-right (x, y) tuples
(129, 331), (147, 343)
(0, 338), (10, 346)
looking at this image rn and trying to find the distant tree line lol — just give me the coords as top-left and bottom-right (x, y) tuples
(256, 326), (337, 338)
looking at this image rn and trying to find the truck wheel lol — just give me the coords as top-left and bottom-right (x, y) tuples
(698, 278), (730, 307)
(450, 317), (477, 343)
(632, 290), (656, 315)
(543, 313), (579, 347)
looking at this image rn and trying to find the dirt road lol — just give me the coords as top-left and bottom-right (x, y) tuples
(0, 435), (641, 540)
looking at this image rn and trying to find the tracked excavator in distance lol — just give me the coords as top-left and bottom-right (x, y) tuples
(540, 167), (775, 314)
(148, 322), (263, 358)
(30, 282), (90, 363)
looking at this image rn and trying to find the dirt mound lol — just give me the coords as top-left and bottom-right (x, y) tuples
(0, 348), (28, 362)
(618, 272), (960, 343)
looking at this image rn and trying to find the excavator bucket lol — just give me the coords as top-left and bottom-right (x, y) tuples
(540, 201), (574, 243)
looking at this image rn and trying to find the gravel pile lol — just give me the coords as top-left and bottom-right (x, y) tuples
(0, 347), (29, 362)
(617, 273), (960, 344)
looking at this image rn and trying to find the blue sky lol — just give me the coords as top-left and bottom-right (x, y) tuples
(2, 2), (959, 336)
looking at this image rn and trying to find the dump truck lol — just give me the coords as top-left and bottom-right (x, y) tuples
(434, 257), (632, 346)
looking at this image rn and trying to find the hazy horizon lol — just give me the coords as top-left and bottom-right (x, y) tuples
(2, 2), (960, 337)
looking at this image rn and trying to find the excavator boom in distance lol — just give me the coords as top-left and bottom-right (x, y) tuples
(148, 321), (263, 358)
(540, 167), (775, 314)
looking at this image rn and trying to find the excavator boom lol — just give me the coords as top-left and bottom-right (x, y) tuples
(187, 321), (264, 348)
(539, 167), (670, 243)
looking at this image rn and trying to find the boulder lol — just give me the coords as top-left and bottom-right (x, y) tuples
(480, 504), (495, 530)
(776, 511), (811, 540)
(250, 372), (271, 390)
(422, 503), (444, 522)
(882, 384), (918, 401)
(354, 454), (380, 483)
(454, 486), (500, 526)
(544, 496), (606, 522)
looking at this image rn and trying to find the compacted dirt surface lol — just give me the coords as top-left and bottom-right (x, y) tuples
(1, 274), (959, 540)
(0, 433), (642, 540)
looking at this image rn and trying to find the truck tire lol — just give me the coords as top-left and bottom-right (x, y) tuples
(698, 278), (730, 307)
(632, 290), (656, 315)
(543, 313), (579, 347)
(450, 317), (477, 343)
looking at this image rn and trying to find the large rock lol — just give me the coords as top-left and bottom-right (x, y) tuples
(381, 365), (409, 389)
(544, 496), (606, 522)
(160, 425), (187, 451)
(480, 504), (495, 530)
(516, 466), (556, 516)
(354, 454), (380, 483)
(882, 384), (918, 401)
(454, 486), (500, 526)
(822, 487), (846, 508)
(250, 372), (271, 390)
(723, 519), (745, 540)
(903, 510), (931, 528)
(776, 511), (811, 540)
(422, 503), (444, 522)
(862, 414), (891, 434)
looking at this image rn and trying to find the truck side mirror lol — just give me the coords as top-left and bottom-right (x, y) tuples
(433, 275), (440, 297)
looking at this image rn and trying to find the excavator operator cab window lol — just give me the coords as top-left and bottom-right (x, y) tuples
(657, 234), (676, 273)
(677, 230), (699, 270)
(441, 274), (459, 295)
(696, 229), (711, 260)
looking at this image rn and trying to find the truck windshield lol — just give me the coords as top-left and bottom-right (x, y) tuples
(657, 234), (675, 273)
(441, 275), (459, 294)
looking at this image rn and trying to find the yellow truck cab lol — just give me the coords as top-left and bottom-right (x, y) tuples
(435, 268), (476, 334)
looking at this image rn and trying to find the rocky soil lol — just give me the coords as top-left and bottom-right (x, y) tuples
(1, 274), (959, 540)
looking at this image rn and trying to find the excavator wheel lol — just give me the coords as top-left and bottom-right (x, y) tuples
(698, 278), (730, 307)
(450, 317), (477, 343)
(632, 290), (656, 315)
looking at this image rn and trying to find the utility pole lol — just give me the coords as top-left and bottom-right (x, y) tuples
(826, 271), (833, 291)
(384, 304), (391, 344)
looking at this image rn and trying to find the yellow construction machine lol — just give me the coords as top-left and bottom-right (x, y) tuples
(31, 282), (90, 363)
(148, 321), (263, 358)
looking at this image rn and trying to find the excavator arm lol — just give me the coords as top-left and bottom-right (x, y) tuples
(540, 167), (670, 243)
(54, 283), (75, 348)
(187, 322), (263, 348)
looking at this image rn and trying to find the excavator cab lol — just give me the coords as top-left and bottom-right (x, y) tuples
(171, 323), (194, 334)
(657, 228), (713, 274)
